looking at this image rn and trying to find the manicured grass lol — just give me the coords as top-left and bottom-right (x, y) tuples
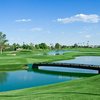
(0, 74), (100, 100)
(64, 47), (100, 52)
(0, 64), (24, 71)
(0, 48), (100, 69)
(0, 48), (100, 100)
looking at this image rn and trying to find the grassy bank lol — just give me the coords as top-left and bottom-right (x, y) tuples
(0, 48), (100, 70)
(0, 74), (100, 100)
(0, 64), (25, 71)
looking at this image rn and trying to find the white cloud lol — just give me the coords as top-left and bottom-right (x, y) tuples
(16, 27), (43, 32)
(15, 19), (32, 22)
(57, 14), (100, 23)
(31, 27), (43, 32)
(85, 35), (91, 38)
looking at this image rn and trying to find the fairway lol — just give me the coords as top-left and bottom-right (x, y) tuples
(0, 0), (100, 99)
(0, 49), (100, 100)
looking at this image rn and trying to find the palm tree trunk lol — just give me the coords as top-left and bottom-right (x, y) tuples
(0, 48), (2, 54)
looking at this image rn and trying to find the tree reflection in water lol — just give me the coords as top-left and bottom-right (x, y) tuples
(28, 68), (97, 78)
(0, 72), (8, 84)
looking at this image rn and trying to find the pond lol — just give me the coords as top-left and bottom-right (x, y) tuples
(0, 56), (99, 92)
(48, 50), (75, 55)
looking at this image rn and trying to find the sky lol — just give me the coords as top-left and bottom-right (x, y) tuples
(0, 0), (100, 45)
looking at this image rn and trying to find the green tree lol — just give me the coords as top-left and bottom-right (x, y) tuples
(55, 43), (61, 49)
(35, 44), (40, 49)
(73, 43), (78, 48)
(39, 43), (48, 49)
(29, 43), (34, 50)
(12, 43), (17, 51)
(0, 32), (8, 54)
(22, 43), (31, 50)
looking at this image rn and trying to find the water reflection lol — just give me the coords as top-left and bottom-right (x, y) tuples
(0, 56), (100, 92)
(56, 56), (100, 65)
(48, 50), (74, 55)
(28, 68), (97, 78)
(0, 72), (8, 84)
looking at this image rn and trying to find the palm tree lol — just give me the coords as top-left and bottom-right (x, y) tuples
(0, 32), (8, 54)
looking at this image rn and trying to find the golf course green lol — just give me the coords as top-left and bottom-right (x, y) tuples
(0, 48), (100, 100)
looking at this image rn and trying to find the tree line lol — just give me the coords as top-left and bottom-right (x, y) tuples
(7, 43), (66, 51)
(0, 32), (100, 54)
(0, 32), (66, 53)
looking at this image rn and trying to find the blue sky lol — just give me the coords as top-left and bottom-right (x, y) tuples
(0, 0), (100, 45)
